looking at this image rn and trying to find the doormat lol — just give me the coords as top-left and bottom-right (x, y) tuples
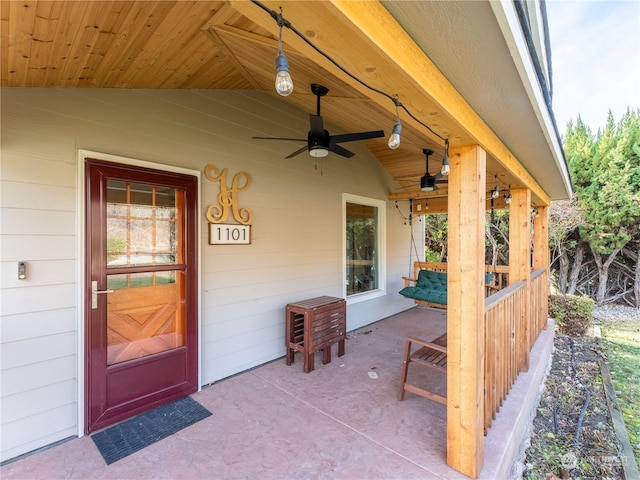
(91, 396), (212, 465)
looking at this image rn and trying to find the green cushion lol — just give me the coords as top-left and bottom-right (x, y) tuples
(400, 270), (448, 305)
(399, 286), (419, 298)
(399, 285), (448, 305)
(416, 270), (447, 289)
(416, 269), (447, 290)
(399, 286), (448, 304)
(416, 270), (429, 288)
(424, 290), (447, 304)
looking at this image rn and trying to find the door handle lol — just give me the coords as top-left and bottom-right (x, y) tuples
(91, 280), (113, 309)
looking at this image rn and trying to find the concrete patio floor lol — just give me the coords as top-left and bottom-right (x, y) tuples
(1, 307), (554, 480)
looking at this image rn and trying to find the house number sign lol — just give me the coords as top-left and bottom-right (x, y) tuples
(209, 224), (251, 245)
(205, 164), (253, 245)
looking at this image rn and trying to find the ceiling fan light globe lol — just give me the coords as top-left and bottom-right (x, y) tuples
(310, 146), (329, 158)
(420, 175), (435, 192)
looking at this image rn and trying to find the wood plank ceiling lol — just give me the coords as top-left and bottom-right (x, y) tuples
(1, 0), (544, 209)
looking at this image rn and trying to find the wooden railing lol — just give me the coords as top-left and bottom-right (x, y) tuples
(530, 268), (549, 347)
(483, 280), (526, 433)
(405, 262), (550, 433)
(482, 267), (548, 433)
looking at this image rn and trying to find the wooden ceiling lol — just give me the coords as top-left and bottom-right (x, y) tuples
(1, 0), (545, 209)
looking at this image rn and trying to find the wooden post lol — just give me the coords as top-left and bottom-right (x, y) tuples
(533, 205), (549, 270)
(447, 145), (486, 478)
(509, 188), (531, 371)
(533, 205), (550, 333)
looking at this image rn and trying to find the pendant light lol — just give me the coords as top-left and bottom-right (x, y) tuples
(440, 139), (450, 176)
(274, 10), (293, 96)
(388, 99), (402, 149)
(491, 175), (500, 199)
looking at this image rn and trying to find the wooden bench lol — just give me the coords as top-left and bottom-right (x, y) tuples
(398, 333), (448, 405)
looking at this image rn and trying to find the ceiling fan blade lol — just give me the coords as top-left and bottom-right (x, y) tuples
(434, 171), (448, 184)
(252, 136), (306, 141)
(329, 143), (355, 158)
(309, 114), (324, 136)
(330, 130), (384, 144)
(285, 145), (309, 159)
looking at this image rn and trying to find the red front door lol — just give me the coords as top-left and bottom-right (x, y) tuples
(85, 159), (198, 433)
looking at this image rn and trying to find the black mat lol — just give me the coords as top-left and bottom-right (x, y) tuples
(91, 396), (211, 465)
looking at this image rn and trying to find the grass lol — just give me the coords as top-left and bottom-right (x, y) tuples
(600, 319), (640, 468)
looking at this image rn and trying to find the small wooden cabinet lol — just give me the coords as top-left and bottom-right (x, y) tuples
(285, 296), (346, 373)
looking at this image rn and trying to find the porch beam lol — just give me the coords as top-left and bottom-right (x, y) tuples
(229, 0), (550, 207)
(447, 145), (486, 478)
(410, 197), (448, 215)
(509, 188), (532, 371)
(329, 1), (549, 207)
(393, 192), (512, 212)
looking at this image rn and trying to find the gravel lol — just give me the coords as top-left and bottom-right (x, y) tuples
(593, 304), (640, 321)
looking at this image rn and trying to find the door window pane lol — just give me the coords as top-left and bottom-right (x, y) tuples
(106, 270), (185, 365)
(107, 271), (176, 290)
(106, 180), (180, 267)
(346, 202), (379, 295)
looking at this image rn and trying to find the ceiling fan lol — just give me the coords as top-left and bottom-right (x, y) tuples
(253, 83), (384, 159)
(420, 149), (448, 191)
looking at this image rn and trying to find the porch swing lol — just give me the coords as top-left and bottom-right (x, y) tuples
(397, 200), (497, 406)
(397, 199), (449, 405)
(397, 200), (449, 309)
(397, 199), (501, 308)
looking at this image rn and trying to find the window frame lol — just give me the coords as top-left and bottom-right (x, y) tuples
(342, 193), (386, 304)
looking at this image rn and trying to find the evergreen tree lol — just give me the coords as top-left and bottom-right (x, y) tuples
(565, 109), (640, 305)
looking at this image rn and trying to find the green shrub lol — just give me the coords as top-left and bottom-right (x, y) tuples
(548, 294), (594, 336)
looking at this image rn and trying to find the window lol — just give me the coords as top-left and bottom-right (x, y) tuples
(344, 194), (386, 299)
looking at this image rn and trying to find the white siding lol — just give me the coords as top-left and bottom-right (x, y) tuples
(0, 88), (414, 461)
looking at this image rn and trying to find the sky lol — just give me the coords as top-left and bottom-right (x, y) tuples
(546, 0), (640, 134)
